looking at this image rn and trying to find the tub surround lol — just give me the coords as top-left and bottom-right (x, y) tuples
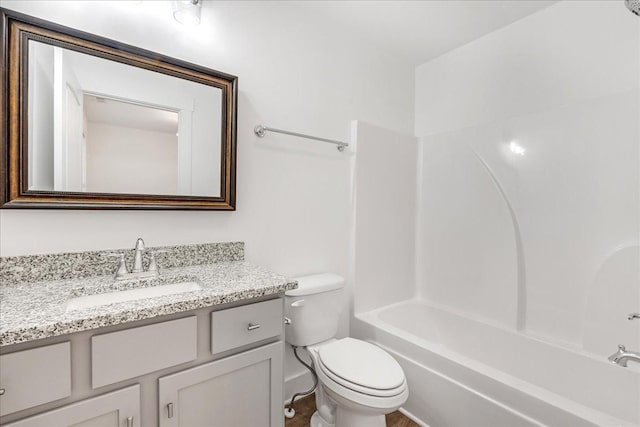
(0, 242), (297, 346)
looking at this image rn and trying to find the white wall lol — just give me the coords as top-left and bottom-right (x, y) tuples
(0, 0), (414, 263)
(85, 122), (178, 195)
(415, 0), (639, 354)
(352, 121), (417, 314)
(0, 0), (415, 394)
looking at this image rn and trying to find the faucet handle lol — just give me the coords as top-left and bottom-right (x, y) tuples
(628, 313), (640, 321)
(109, 253), (129, 278)
(148, 252), (160, 274)
(147, 250), (167, 275)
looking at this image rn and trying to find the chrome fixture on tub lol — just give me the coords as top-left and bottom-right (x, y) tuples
(608, 345), (640, 367)
(114, 238), (161, 280)
(608, 313), (640, 367)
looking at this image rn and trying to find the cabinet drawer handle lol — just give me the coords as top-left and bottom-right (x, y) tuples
(247, 323), (261, 331)
(126, 416), (133, 427)
(167, 402), (174, 418)
(0, 388), (5, 396)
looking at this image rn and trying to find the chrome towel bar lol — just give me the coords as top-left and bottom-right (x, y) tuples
(254, 124), (349, 152)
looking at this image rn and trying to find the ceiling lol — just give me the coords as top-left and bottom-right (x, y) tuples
(284, 1), (558, 65)
(2, 1), (559, 67)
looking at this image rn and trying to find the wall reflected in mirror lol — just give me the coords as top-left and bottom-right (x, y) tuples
(84, 95), (179, 195)
(27, 40), (223, 198)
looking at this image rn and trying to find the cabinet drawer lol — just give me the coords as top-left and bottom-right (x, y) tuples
(92, 316), (197, 388)
(0, 342), (71, 416)
(211, 299), (283, 354)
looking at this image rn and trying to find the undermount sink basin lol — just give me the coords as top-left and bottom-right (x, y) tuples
(66, 282), (202, 312)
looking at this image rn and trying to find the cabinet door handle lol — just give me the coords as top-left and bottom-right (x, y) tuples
(247, 323), (261, 331)
(126, 416), (133, 427)
(0, 388), (5, 396)
(167, 402), (174, 418)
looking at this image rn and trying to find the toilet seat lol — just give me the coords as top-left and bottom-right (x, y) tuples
(312, 340), (409, 413)
(317, 338), (407, 398)
(318, 360), (407, 398)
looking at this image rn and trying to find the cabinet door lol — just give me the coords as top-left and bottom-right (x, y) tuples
(159, 342), (283, 427)
(5, 385), (140, 427)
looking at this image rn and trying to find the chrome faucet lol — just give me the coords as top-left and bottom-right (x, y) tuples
(114, 238), (160, 280)
(132, 238), (145, 273)
(608, 345), (640, 367)
(608, 313), (640, 367)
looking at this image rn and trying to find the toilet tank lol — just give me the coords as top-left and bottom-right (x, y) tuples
(285, 273), (345, 347)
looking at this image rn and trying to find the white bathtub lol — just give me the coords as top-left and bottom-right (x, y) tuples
(353, 300), (640, 427)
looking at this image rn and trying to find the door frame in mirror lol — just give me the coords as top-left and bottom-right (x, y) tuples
(1, 8), (237, 210)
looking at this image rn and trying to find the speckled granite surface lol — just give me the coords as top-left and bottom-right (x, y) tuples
(0, 241), (244, 286)
(0, 261), (297, 347)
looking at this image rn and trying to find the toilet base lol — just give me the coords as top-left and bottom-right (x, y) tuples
(311, 411), (334, 427)
(310, 406), (388, 427)
(336, 406), (387, 427)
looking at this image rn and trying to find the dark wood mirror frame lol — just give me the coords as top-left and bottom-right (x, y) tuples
(1, 9), (237, 210)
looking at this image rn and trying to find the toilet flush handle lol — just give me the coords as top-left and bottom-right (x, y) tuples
(291, 299), (305, 308)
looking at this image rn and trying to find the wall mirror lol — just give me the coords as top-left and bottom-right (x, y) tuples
(1, 9), (237, 209)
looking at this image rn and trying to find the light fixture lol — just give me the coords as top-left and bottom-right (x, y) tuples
(172, 0), (202, 26)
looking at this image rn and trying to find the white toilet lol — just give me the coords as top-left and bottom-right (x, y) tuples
(285, 273), (409, 427)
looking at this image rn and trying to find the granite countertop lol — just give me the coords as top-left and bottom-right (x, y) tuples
(0, 261), (297, 347)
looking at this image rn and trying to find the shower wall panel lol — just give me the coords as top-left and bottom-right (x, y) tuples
(415, 0), (640, 351)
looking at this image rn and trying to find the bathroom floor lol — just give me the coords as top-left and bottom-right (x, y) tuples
(284, 394), (420, 427)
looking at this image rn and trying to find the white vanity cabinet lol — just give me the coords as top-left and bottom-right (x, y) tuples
(5, 385), (140, 427)
(159, 341), (283, 427)
(0, 297), (285, 427)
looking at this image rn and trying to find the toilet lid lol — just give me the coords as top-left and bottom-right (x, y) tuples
(318, 338), (405, 390)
